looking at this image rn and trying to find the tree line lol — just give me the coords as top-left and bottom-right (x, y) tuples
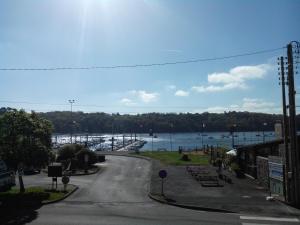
(1, 108), (299, 136)
(27, 109), (300, 134)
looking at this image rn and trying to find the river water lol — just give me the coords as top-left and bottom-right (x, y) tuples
(52, 131), (277, 151)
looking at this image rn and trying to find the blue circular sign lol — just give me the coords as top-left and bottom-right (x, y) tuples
(159, 170), (167, 179)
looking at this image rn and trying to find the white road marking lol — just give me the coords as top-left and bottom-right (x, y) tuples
(240, 215), (299, 222)
(242, 223), (272, 225)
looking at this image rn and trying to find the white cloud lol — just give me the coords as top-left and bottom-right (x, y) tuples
(166, 85), (177, 90)
(193, 98), (280, 114)
(241, 98), (276, 111)
(192, 64), (272, 93)
(120, 98), (136, 106)
(175, 90), (189, 97)
(192, 83), (247, 93)
(129, 90), (159, 103)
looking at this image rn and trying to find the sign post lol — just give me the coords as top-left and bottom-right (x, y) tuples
(62, 176), (70, 192)
(268, 156), (284, 198)
(48, 163), (62, 190)
(158, 170), (167, 196)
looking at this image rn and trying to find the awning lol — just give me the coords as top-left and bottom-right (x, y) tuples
(226, 149), (237, 156)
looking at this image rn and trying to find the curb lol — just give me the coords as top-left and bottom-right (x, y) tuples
(68, 166), (100, 176)
(98, 152), (152, 162)
(42, 166), (100, 176)
(42, 184), (78, 205)
(148, 193), (234, 214)
(124, 154), (153, 162)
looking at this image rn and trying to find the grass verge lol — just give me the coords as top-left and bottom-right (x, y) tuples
(0, 186), (74, 207)
(136, 151), (209, 166)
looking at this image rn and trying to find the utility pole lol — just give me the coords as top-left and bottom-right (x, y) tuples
(68, 100), (75, 144)
(279, 55), (290, 202)
(287, 42), (300, 207)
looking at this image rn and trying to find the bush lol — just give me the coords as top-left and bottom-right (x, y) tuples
(76, 149), (97, 168)
(57, 144), (86, 161)
(230, 162), (240, 171)
(98, 155), (105, 162)
(181, 154), (190, 161)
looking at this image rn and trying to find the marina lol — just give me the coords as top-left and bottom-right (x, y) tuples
(51, 131), (277, 152)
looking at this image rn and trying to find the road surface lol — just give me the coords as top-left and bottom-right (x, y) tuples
(9, 156), (300, 225)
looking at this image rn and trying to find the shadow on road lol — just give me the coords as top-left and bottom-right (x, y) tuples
(0, 204), (41, 225)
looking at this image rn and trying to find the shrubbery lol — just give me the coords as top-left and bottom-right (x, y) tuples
(57, 144), (97, 169)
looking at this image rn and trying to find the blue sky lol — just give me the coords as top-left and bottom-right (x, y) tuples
(0, 0), (299, 114)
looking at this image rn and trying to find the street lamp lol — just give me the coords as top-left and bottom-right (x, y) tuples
(263, 122), (267, 143)
(68, 100), (75, 144)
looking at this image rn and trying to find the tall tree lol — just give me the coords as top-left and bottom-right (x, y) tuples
(0, 109), (53, 170)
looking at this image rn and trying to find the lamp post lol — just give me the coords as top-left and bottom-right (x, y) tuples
(68, 100), (75, 144)
(263, 122), (267, 143)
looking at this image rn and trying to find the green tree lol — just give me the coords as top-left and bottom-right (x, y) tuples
(57, 144), (85, 161)
(0, 109), (53, 170)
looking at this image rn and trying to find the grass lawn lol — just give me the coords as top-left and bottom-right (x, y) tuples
(137, 151), (209, 166)
(0, 186), (72, 206)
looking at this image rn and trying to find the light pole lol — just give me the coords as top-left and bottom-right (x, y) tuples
(68, 100), (75, 144)
(262, 122), (267, 143)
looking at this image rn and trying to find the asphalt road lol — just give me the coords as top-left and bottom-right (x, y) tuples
(11, 156), (300, 225)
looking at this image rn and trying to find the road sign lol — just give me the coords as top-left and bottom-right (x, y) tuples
(62, 176), (70, 192)
(268, 156), (284, 181)
(48, 164), (62, 177)
(159, 170), (167, 179)
(158, 170), (167, 196)
(269, 162), (283, 181)
(62, 176), (70, 185)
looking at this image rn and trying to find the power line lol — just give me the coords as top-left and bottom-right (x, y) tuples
(0, 100), (209, 109)
(0, 47), (284, 71)
(0, 100), (283, 110)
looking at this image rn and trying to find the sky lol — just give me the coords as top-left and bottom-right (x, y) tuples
(0, 0), (299, 114)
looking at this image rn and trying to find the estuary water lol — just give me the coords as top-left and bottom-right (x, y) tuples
(52, 131), (277, 151)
